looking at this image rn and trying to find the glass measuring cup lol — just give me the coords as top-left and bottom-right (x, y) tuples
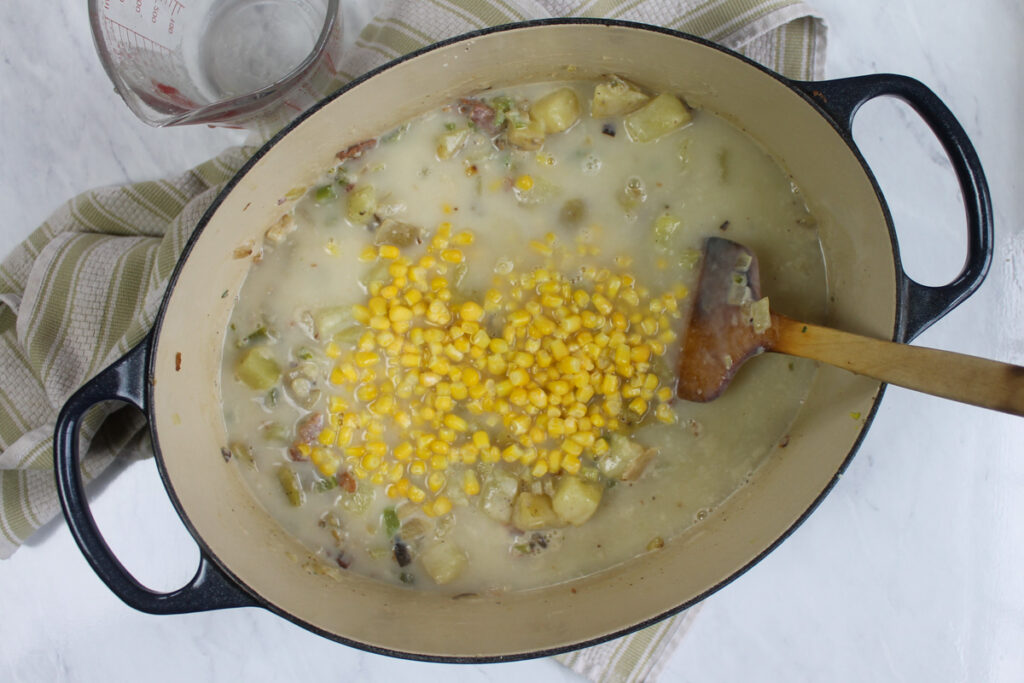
(88, 0), (342, 128)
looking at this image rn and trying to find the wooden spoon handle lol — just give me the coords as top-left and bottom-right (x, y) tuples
(772, 315), (1024, 417)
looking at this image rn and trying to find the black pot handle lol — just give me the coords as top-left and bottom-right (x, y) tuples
(54, 334), (258, 614)
(792, 74), (993, 342)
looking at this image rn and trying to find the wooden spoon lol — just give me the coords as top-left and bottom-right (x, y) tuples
(676, 237), (1024, 417)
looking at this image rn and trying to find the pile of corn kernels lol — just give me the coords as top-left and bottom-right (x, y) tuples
(296, 220), (686, 517)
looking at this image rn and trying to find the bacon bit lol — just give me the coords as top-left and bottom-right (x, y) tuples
(287, 445), (308, 462)
(336, 553), (351, 569)
(220, 447), (232, 462)
(719, 220), (731, 231)
(295, 412), (324, 443)
(458, 98), (498, 134)
(233, 240), (255, 259)
(779, 434), (790, 448)
(336, 138), (377, 162)
(337, 471), (357, 493)
(175, 352), (182, 371)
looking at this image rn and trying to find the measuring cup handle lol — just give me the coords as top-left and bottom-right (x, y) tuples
(791, 74), (993, 342)
(54, 336), (259, 614)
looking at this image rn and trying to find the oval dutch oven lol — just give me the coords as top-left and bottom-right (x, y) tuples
(54, 20), (991, 662)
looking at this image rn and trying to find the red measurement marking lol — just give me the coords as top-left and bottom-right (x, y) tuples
(103, 16), (173, 52)
(166, 0), (186, 17)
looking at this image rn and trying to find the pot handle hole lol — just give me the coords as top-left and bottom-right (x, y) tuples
(53, 335), (259, 614)
(793, 74), (993, 342)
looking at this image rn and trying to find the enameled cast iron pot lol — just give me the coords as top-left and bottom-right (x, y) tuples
(54, 20), (992, 661)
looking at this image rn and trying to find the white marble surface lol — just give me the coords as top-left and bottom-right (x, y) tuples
(1, 1), (1022, 681)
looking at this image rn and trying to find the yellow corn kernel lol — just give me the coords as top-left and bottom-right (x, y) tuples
(547, 450), (563, 474)
(408, 485), (426, 504)
(507, 310), (530, 327)
(531, 460), (549, 478)
(393, 441), (413, 461)
(502, 444), (523, 462)
(435, 395), (454, 412)
(431, 495), (453, 516)
(508, 387), (529, 407)
(440, 248), (464, 264)
(508, 414), (531, 436)
(358, 244), (377, 261)
(315, 428), (336, 447)
(429, 453), (449, 470)
(462, 470), (481, 496)
(387, 305), (413, 324)
(628, 397), (648, 415)
(655, 403), (677, 424)
(377, 244), (400, 259)
(472, 431), (491, 450)
(427, 471), (447, 493)
(443, 414), (469, 432)
(528, 388), (548, 408)
(529, 240), (553, 256)
(514, 174), (534, 191)
(561, 453), (582, 475)
(458, 300), (484, 322)
(370, 395), (395, 416)
(508, 368), (529, 387)
(657, 386), (673, 403)
(355, 384), (378, 402)
(452, 230), (475, 245)
(354, 351), (380, 368)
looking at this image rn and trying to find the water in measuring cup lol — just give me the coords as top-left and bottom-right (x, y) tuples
(195, 0), (324, 99)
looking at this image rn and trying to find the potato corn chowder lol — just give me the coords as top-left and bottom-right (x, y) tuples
(220, 76), (827, 592)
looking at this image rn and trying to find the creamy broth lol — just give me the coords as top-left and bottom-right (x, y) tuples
(220, 79), (826, 592)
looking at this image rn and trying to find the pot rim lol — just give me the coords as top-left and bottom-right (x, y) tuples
(148, 18), (897, 663)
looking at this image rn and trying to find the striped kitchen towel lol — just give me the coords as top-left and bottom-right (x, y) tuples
(0, 1), (825, 681)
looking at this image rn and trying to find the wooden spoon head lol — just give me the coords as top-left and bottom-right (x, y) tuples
(677, 237), (777, 401)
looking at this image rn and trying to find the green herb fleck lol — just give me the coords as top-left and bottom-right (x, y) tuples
(382, 507), (400, 538)
(444, 122), (457, 131)
(314, 185), (337, 203)
(313, 477), (338, 493)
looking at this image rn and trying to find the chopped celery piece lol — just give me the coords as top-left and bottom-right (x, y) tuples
(277, 465), (305, 507)
(314, 185), (337, 203)
(382, 507), (400, 538)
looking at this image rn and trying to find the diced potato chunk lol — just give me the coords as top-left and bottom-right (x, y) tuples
(436, 129), (470, 160)
(346, 185), (376, 225)
(420, 541), (467, 585)
(552, 476), (603, 526)
(530, 87), (581, 134)
(479, 468), (519, 523)
(598, 434), (654, 481)
(511, 492), (562, 531)
(624, 93), (692, 142)
(591, 75), (651, 117)
(312, 306), (354, 340)
(235, 346), (280, 390)
(374, 219), (423, 247)
(505, 117), (546, 150)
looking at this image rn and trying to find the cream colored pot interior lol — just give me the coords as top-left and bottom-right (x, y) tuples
(151, 24), (892, 658)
